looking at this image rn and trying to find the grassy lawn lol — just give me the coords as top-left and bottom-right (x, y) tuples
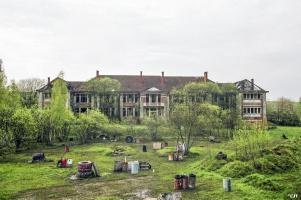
(0, 126), (300, 200)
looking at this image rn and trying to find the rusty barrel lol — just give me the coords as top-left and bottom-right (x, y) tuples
(174, 175), (182, 190)
(182, 175), (189, 189)
(114, 160), (123, 172)
(188, 174), (196, 189)
(122, 162), (128, 172)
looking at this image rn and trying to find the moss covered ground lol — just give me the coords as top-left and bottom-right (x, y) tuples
(0, 126), (300, 200)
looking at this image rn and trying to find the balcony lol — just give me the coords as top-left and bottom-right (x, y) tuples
(143, 102), (165, 107)
(242, 99), (262, 105)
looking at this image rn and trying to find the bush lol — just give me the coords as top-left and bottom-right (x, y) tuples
(219, 161), (254, 178)
(253, 157), (281, 174)
(242, 173), (282, 191)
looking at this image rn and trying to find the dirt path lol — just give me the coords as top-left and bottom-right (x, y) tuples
(15, 176), (157, 200)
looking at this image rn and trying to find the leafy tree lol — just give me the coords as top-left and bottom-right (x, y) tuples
(85, 77), (121, 93)
(17, 78), (45, 108)
(170, 103), (222, 154)
(11, 108), (37, 150)
(267, 97), (300, 126)
(49, 72), (75, 143)
(76, 110), (109, 144)
(142, 116), (166, 141)
(231, 125), (271, 163)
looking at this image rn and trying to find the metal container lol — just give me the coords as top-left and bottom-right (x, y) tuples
(188, 174), (196, 189)
(182, 175), (189, 189)
(114, 160), (123, 172)
(168, 153), (174, 161)
(223, 178), (231, 192)
(174, 175), (182, 190)
(131, 161), (139, 174)
(122, 162), (128, 172)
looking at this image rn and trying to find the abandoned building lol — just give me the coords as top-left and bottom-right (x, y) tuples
(37, 71), (268, 123)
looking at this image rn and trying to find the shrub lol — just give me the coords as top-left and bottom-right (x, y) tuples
(253, 157), (281, 174)
(219, 161), (254, 178)
(265, 154), (298, 172)
(242, 173), (282, 191)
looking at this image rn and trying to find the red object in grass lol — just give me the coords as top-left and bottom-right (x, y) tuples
(64, 145), (70, 153)
(61, 159), (67, 168)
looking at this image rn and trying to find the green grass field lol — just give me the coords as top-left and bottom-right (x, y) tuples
(0, 126), (300, 200)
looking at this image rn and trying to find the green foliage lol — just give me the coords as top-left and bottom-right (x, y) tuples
(17, 78), (45, 108)
(242, 173), (282, 191)
(204, 159), (228, 171)
(219, 160), (254, 178)
(11, 108), (37, 150)
(231, 126), (271, 161)
(75, 110), (109, 144)
(85, 77), (121, 93)
(49, 75), (75, 143)
(142, 116), (167, 140)
(267, 98), (300, 126)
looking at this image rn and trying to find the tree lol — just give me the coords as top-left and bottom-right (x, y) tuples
(17, 78), (45, 108)
(49, 72), (75, 143)
(85, 77), (121, 93)
(142, 116), (166, 141)
(76, 110), (109, 144)
(169, 102), (204, 154)
(11, 108), (37, 150)
(84, 77), (121, 116)
(267, 97), (300, 126)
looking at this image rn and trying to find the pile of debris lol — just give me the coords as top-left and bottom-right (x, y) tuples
(28, 153), (53, 163)
(215, 151), (227, 160)
(57, 158), (73, 168)
(114, 159), (151, 174)
(112, 145), (126, 156)
(152, 142), (168, 150)
(77, 161), (100, 178)
(173, 174), (196, 190)
(168, 152), (184, 161)
(208, 136), (221, 143)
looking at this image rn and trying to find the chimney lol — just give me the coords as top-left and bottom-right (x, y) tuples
(47, 77), (51, 85)
(96, 70), (99, 77)
(140, 71), (144, 83)
(204, 71), (208, 82)
(251, 78), (254, 90)
(161, 71), (165, 84)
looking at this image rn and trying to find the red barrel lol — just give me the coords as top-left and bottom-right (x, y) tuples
(174, 175), (182, 190)
(61, 159), (67, 168)
(182, 175), (189, 189)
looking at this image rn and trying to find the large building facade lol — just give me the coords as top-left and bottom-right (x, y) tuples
(37, 71), (268, 123)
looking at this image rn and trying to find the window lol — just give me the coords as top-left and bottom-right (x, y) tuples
(123, 95), (126, 103)
(146, 94), (149, 103)
(123, 108), (126, 117)
(158, 94), (161, 103)
(76, 94), (80, 103)
(134, 94), (139, 103)
(128, 94), (133, 102)
(128, 108), (133, 116)
(258, 108), (261, 114)
(151, 94), (156, 103)
(135, 109), (139, 117)
(81, 94), (87, 103)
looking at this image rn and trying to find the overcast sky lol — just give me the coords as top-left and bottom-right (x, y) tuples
(0, 0), (300, 100)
